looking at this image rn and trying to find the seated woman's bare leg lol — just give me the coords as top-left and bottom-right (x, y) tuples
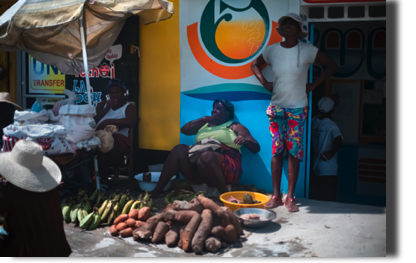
(197, 151), (228, 194)
(150, 144), (196, 196)
(97, 151), (109, 186)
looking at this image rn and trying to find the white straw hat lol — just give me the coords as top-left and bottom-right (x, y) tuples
(318, 97), (335, 113)
(0, 92), (23, 111)
(0, 140), (61, 192)
(277, 13), (308, 39)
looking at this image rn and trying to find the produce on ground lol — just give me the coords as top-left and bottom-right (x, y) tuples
(110, 195), (243, 255)
(61, 189), (154, 231)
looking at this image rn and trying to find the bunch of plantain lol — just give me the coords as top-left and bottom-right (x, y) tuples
(88, 208), (101, 230)
(164, 189), (204, 206)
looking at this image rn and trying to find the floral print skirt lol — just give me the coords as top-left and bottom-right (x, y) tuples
(266, 105), (308, 161)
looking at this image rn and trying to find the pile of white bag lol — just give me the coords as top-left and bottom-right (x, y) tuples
(2, 100), (100, 155)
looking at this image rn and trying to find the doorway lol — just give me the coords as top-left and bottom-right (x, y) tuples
(308, 21), (386, 206)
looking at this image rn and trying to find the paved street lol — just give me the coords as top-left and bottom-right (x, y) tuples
(65, 198), (386, 257)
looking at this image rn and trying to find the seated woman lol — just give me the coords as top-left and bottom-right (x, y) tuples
(94, 79), (137, 186)
(150, 99), (260, 196)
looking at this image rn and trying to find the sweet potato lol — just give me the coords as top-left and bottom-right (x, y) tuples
(129, 209), (139, 220)
(162, 204), (174, 213)
(133, 213), (165, 240)
(110, 225), (118, 236)
(120, 227), (133, 237)
(138, 207), (151, 221)
(135, 220), (146, 229)
(114, 214), (129, 225)
(221, 207), (243, 237)
(172, 199), (204, 214)
(116, 222), (128, 231)
(220, 213), (231, 227)
(165, 222), (181, 247)
(211, 226), (225, 238)
(177, 224), (186, 248)
(181, 213), (202, 251)
(191, 209), (213, 253)
(165, 210), (199, 223)
(151, 221), (170, 244)
(197, 195), (225, 218)
(222, 225), (237, 244)
(205, 237), (222, 253)
(126, 218), (136, 228)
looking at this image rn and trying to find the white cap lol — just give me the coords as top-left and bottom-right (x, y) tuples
(318, 97), (335, 113)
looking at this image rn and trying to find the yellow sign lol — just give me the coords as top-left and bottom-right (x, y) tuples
(28, 55), (65, 94)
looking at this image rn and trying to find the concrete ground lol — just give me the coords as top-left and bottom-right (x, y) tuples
(65, 197), (386, 257)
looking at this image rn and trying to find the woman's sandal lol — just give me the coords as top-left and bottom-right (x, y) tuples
(265, 195), (283, 209)
(284, 197), (299, 212)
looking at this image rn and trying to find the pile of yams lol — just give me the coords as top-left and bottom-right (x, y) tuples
(110, 195), (243, 254)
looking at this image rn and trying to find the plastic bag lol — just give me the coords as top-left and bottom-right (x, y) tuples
(75, 136), (101, 151)
(27, 137), (76, 156)
(2, 124), (75, 155)
(58, 104), (96, 143)
(13, 110), (49, 125)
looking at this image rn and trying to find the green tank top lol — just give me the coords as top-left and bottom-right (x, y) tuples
(195, 120), (242, 151)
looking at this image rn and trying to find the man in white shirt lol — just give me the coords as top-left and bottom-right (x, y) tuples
(310, 95), (343, 201)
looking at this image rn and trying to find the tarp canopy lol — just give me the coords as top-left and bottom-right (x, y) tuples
(0, 0), (174, 74)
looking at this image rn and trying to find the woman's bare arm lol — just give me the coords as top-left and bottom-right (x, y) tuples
(232, 123), (260, 154)
(251, 55), (273, 93)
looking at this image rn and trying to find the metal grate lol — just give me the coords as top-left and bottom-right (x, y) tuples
(358, 158), (386, 184)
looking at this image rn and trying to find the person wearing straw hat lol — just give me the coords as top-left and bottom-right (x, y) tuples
(0, 140), (71, 256)
(251, 13), (338, 211)
(0, 92), (23, 148)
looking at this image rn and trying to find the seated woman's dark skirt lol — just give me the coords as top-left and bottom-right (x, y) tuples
(106, 133), (131, 167)
(182, 143), (242, 185)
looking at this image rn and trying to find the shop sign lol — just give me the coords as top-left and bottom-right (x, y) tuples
(28, 55), (65, 94)
(71, 45), (120, 106)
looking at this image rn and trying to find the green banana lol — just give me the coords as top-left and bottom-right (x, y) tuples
(88, 209), (101, 230)
(107, 204), (117, 225)
(137, 193), (143, 201)
(143, 191), (150, 202)
(129, 201), (141, 212)
(101, 201), (113, 221)
(93, 193), (103, 209)
(89, 189), (99, 203)
(83, 198), (91, 213)
(82, 209), (88, 217)
(80, 212), (95, 229)
(151, 207), (158, 212)
(70, 204), (82, 223)
(62, 204), (71, 223)
(119, 193), (127, 211)
(121, 200), (134, 215)
(77, 208), (85, 223)
(98, 200), (108, 216)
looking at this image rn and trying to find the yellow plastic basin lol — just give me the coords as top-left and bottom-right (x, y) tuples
(219, 191), (270, 212)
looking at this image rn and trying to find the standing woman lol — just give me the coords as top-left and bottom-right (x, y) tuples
(251, 13), (337, 211)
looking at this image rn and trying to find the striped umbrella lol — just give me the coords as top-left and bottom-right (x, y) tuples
(0, 0), (174, 105)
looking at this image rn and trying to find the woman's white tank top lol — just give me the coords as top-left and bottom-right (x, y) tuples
(97, 102), (130, 137)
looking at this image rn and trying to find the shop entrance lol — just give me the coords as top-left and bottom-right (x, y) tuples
(308, 20), (386, 206)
